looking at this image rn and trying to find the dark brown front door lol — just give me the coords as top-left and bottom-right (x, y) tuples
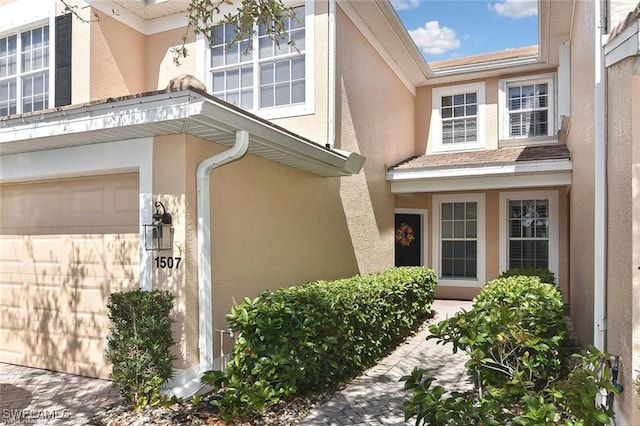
(395, 213), (422, 266)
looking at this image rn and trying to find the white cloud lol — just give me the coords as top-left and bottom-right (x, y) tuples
(408, 21), (461, 55)
(391, 0), (421, 11)
(489, 0), (538, 18)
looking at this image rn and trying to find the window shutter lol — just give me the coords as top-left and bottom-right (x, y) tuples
(55, 13), (72, 107)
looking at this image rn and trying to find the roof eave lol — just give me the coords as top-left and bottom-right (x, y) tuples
(387, 159), (573, 193)
(0, 90), (365, 178)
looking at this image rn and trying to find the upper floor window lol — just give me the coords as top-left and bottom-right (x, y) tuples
(431, 82), (485, 152)
(499, 75), (555, 141)
(0, 25), (50, 116)
(207, 3), (313, 119)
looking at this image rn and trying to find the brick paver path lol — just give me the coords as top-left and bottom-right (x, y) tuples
(0, 363), (121, 425)
(299, 299), (474, 425)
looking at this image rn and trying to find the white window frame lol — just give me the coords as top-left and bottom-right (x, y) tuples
(432, 193), (486, 287)
(394, 208), (428, 267)
(202, 0), (314, 120)
(499, 190), (559, 281)
(431, 82), (485, 153)
(498, 74), (557, 143)
(0, 19), (53, 116)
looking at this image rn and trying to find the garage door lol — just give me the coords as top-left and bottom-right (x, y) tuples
(0, 173), (139, 379)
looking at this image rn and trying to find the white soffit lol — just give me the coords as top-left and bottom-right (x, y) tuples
(87, 0), (189, 34)
(0, 90), (365, 177)
(387, 160), (573, 193)
(539, 0), (574, 66)
(338, 0), (432, 89)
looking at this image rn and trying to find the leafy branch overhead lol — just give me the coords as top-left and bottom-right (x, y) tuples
(172, 0), (296, 65)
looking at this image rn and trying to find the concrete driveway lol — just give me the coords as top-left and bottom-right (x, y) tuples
(0, 363), (121, 425)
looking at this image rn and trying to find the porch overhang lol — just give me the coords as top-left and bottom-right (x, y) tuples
(387, 159), (572, 193)
(0, 89), (365, 178)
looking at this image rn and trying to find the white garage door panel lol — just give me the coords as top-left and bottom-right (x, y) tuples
(0, 173), (140, 379)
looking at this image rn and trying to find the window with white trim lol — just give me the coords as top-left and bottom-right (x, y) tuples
(499, 190), (559, 280)
(208, 3), (313, 118)
(431, 82), (485, 152)
(499, 75), (555, 140)
(0, 24), (50, 116)
(432, 193), (486, 287)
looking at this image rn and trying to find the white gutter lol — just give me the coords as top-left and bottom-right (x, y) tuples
(168, 129), (250, 398)
(594, 0), (607, 351)
(327, 0), (336, 148)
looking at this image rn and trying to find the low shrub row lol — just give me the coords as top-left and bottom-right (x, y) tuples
(403, 275), (618, 425)
(205, 266), (437, 419)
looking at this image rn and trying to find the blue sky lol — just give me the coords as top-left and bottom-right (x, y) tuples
(391, 0), (538, 62)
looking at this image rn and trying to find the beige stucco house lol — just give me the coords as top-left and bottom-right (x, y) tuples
(0, 0), (639, 423)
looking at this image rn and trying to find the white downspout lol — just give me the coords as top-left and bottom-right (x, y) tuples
(593, 0), (607, 351)
(168, 130), (249, 398)
(327, 0), (336, 148)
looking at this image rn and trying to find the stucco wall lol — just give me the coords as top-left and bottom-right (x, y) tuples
(335, 5), (416, 274)
(566, 0), (596, 345)
(90, 9), (146, 99)
(606, 55), (638, 426)
(146, 28), (197, 92)
(155, 135), (361, 359)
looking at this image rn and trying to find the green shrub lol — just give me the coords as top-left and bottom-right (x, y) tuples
(498, 267), (556, 285)
(204, 266), (437, 419)
(105, 289), (177, 410)
(402, 276), (617, 425)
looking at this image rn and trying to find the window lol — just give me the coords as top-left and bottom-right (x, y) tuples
(431, 82), (485, 152)
(499, 190), (559, 279)
(208, 3), (313, 118)
(432, 193), (486, 286)
(0, 25), (50, 116)
(499, 75), (555, 141)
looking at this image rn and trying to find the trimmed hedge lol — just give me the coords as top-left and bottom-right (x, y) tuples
(498, 267), (556, 285)
(205, 266), (437, 418)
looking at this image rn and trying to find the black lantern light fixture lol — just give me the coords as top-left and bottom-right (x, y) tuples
(144, 201), (173, 251)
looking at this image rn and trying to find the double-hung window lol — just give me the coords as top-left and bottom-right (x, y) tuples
(433, 194), (486, 286)
(499, 75), (555, 141)
(208, 3), (312, 118)
(431, 82), (485, 152)
(499, 190), (559, 279)
(0, 25), (50, 116)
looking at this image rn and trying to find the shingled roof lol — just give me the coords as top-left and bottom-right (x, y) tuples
(389, 144), (571, 171)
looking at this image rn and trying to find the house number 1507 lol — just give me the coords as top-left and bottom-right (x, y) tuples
(154, 256), (182, 269)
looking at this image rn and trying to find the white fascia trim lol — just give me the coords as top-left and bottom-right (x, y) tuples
(605, 19), (640, 67)
(86, 0), (188, 35)
(390, 172), (571, 193)
(0, 0), (49, 33)
(431, 55), (540, 77)
(0, 138), (154, 291)
(498, 190), (559, 280)
(0, 92), (199, 143)
(432, 193), (486, 288)
(337, 0), (416, 96)
(388, 159), (573, 181)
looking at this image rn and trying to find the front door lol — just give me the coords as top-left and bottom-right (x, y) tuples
(395, 213), (423, 266)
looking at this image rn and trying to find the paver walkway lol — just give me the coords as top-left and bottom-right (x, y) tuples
(299, 299), (474, 425)
(0, 363), (121, 425)
(0, 299), (472, 425)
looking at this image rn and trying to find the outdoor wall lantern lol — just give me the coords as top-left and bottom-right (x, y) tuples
(144, 201), (173, 251)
